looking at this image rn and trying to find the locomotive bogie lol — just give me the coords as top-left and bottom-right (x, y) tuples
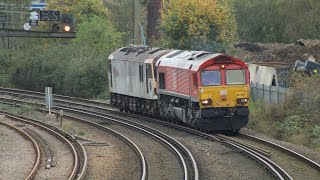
(111, 92), (158, 115)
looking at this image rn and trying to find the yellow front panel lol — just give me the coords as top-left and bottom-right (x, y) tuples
(199, 85), (250, 108)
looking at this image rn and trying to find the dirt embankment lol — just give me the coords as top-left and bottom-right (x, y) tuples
(233, 39), (320, 67)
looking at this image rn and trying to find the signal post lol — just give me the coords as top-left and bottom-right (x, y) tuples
(0, 10), (76, 38)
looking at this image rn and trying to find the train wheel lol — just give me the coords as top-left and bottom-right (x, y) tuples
(224, 129), (239, 136)
(193, 123), (199, 131)
(191, 118), (199, 130)
(202, 129), (209, 133)
(234, 129), (240, 135)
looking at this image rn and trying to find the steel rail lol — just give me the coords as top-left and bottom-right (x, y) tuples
(63, 115), (147, 180)
(0, 111), (83, 180)
(24, 128), (54, 169)
(0, 95), (283, 180)
(0, 96), (146, 179)
(240, 133), (320, 170)
(0, 87), (109, 107)
(61, 98), (286, 180)
(222, 141), (288, 180)
(2, 87), (317, 179)
(67, 105), (291, 180)
(55, 106), (197, 180)
(0, 92), (196, 180)
(0, 121), (41, 180)
(74, 139), (88, 180)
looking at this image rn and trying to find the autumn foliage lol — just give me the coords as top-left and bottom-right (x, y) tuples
(160, 0), (238, 51)
(47, 0), (108, 25)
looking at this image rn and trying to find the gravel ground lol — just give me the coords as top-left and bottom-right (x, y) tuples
(57, 119), (141, 180)
(95, 111), (275, 179)
(78, 114), (185, 180)
(31, 127), (74, 179)
(175, 135), (274, 179)
(3, 110), (143, 180)
(0, 115), (75, 180)
(126, 119), (275, 180)
(4, 105), (319, 179)
(0, 116), (35, 180)
(241, 128), (320, 164)
(53, 114), (185, 179)
(105, 122), (184, 180)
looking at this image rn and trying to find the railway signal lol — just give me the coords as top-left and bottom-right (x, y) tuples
(51, 23), (60, 32)
(61, 14), (74, 32)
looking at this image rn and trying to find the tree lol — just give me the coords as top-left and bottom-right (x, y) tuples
(104, 0), (132, 33)
(9, 0), (124, 98)
(1, 0), (29, 6)
(48, 0), (108, 26)
(231, 0), (320, 43)
(160, 0), (238, 51)
(73, 15), (124, 54)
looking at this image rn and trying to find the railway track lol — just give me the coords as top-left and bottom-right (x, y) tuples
(0, 111), (87, 180)
(0, 121), (41, 180)
(51, 111), (148, 180)
(23, 127), (55, 169)
(112, 112), (320, 179)
(64, 108), (199, 180)
(1, 87), (320, 179)
(0, 87), (198, 179)
(233, 133), (320, 179)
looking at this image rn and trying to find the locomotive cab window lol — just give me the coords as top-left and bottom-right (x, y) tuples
(226, 69), (246, 85)
(139, 64), (144, 82)
(146, 64), (152, 94)
(159, 73), (165, 89)
(201, 70), (221, 86)
(146, 64), (152, 78)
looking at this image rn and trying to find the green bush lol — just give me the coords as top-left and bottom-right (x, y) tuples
(275, 115), (305, 138)
(248, 100), (266, 128)
(249, 73), (320, 150)
(0, 50), (14, 87)
(311, 126), (320, 150)
(11, 105), (34, 115)
(8, 15), (123, 99)
(62, 122), (86, 136)
(231, 0), (320, 43)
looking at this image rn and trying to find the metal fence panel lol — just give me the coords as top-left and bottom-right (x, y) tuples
(250, 83), (292, 105)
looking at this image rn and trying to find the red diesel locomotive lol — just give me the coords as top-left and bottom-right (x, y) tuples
(108, 46), (250, 133)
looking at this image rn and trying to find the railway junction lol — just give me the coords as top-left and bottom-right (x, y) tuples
(0, 87), (319, 179)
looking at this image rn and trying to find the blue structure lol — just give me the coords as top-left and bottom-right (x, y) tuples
(30, 0), (47, 10)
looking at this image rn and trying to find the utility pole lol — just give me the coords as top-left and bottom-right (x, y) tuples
(132, 0), (135, 44)
(1, 23), (4, 49)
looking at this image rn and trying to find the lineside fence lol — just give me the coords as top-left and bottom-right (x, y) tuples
(250, 82), (293, 105)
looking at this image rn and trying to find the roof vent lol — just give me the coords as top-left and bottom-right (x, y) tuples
(188, 52), (209, 60)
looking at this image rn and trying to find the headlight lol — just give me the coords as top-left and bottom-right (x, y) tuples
(237, 98), (248, 104)
(201, 99), (212, 105)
